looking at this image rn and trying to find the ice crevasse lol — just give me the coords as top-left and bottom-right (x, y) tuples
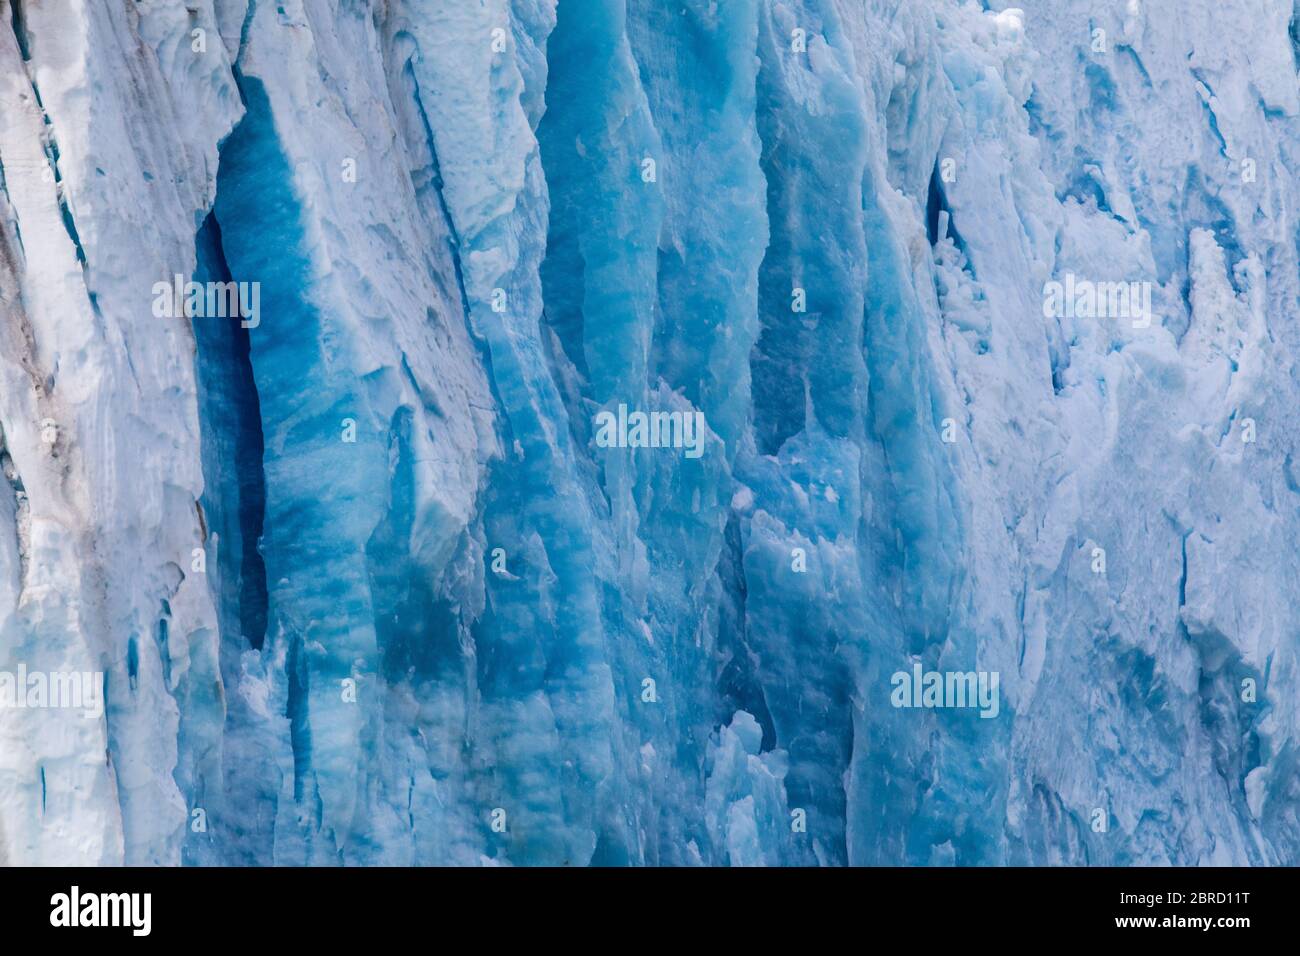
(0, 0), (1297, 866)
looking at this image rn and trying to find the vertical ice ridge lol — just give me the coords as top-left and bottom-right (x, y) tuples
(200, 0), (504, 864)
(0, 0), (248, 864)
(393, 0), (635, 866)
(619, 0), (780, 864)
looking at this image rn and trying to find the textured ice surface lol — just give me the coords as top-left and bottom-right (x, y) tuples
(0, 0), (1297, 865)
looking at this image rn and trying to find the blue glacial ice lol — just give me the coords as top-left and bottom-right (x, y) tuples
(0, 0), (1297, 866)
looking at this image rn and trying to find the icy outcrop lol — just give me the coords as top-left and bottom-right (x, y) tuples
(0, 0), (1297, 866)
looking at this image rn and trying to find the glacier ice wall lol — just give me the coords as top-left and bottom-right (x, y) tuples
(0, 0), (1297, 866)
